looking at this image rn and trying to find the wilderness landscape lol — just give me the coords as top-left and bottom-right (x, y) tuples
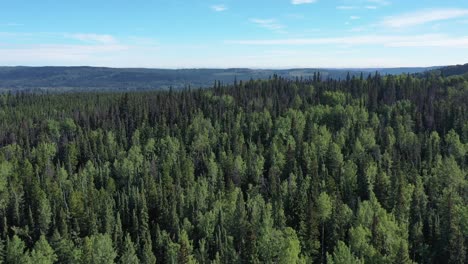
(0, 65), (467, 263)
(0, 0), (467, 263)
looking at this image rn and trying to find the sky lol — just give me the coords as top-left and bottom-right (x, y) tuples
(1, 0), (468, 68)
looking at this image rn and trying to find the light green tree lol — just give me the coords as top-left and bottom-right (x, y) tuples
(30, 235), (58, 264)
(82, 234), (116, 264)
(316, 192), (332, 263)
(6, 236), (30, 264)
(327, 241), (364, 264)
(119, 233), (139, 264)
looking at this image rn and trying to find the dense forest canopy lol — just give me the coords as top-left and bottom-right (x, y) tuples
(0, 71), (466, 263)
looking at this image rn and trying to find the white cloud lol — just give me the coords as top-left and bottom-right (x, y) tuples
(349, 27), (366, 32)
(285, 13), (305, 19)
(0, 32), (164, 67)
(0, 31), (160, 47)
(367, 0), (390, 6)
(227, 34), (468, 48)
(387, 37), (468, 47)
(291, 0), (317, 5)
(337, 6), (357, 10)
(0, 44), (128, 64)
(382, 8), (468, 28)
(0, 40), (465, 68)
(1, 43), (459, 68)
(337, 2), (381, 11)
(66, 33), (117, 44)
(0, 32), (34, 38)
(432, 23), (441, 31)
(250, 19), (286, 32)
(0, 42), (165, 67)
(350, 16), (360, 20)
(210, 5), (227, 12)
(126, 36), (159, 45)
(1, 23), (23, 26)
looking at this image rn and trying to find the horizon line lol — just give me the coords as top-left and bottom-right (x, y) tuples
(0, 64), (453, 70)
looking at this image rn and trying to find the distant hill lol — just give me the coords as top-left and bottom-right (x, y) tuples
(436, 63), (468, 77)
(415, 63), (468, 80)
(0, 66), (442, 92)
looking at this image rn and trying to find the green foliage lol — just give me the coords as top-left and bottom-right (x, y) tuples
(322, 91), (346, 106)
(82, 234), (116, 264)
(278, 227), (301, 264)
(317, 192), (332, 222)
(0, 73), (466, 263)
(6, 236), (30, 264)
(327, 241), (364, 264)
(0, 162), (10, 210)
(52, 237), (82, 264)
(119, 233), (139, 264)
(30, 235), (57, 264)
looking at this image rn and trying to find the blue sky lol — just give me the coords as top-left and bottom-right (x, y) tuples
(1, 0), (468, 68)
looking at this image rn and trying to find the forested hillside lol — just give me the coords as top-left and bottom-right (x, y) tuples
(418, 63), (468, 79)
(438, 63), (468, 78)
(0, 73), (466, 263)
(0, 66), (438, 92)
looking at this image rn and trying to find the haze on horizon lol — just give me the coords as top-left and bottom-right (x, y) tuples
(1, 0), (468, 68)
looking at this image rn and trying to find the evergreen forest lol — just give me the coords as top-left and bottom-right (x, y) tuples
(0, 72), (466, 263)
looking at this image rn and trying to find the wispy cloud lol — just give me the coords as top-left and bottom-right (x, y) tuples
(382, 8), (468, 28)
(337, 1), (384, 11)
(210, 5), (227, 12)
(349, 27), (367, 32)
(66, 33), (117, 44)
(0, 39), (161, 67)
(350, 16), (361, 20)
(250, 19), (286, 33)
(126, 36), (159, 46)
(1, 22), (23, 27)
(227, 34), (468, 48)
(337, 6), (357, 10)
(0, 44), (129, 65)
(386, 37), (468, 47)
(0, 31), (160, 48)
(292, 0), (317, 5)
(0, 32), (34, 38)
(285, 13), (305, 19)
(367, 0), (390, 6)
